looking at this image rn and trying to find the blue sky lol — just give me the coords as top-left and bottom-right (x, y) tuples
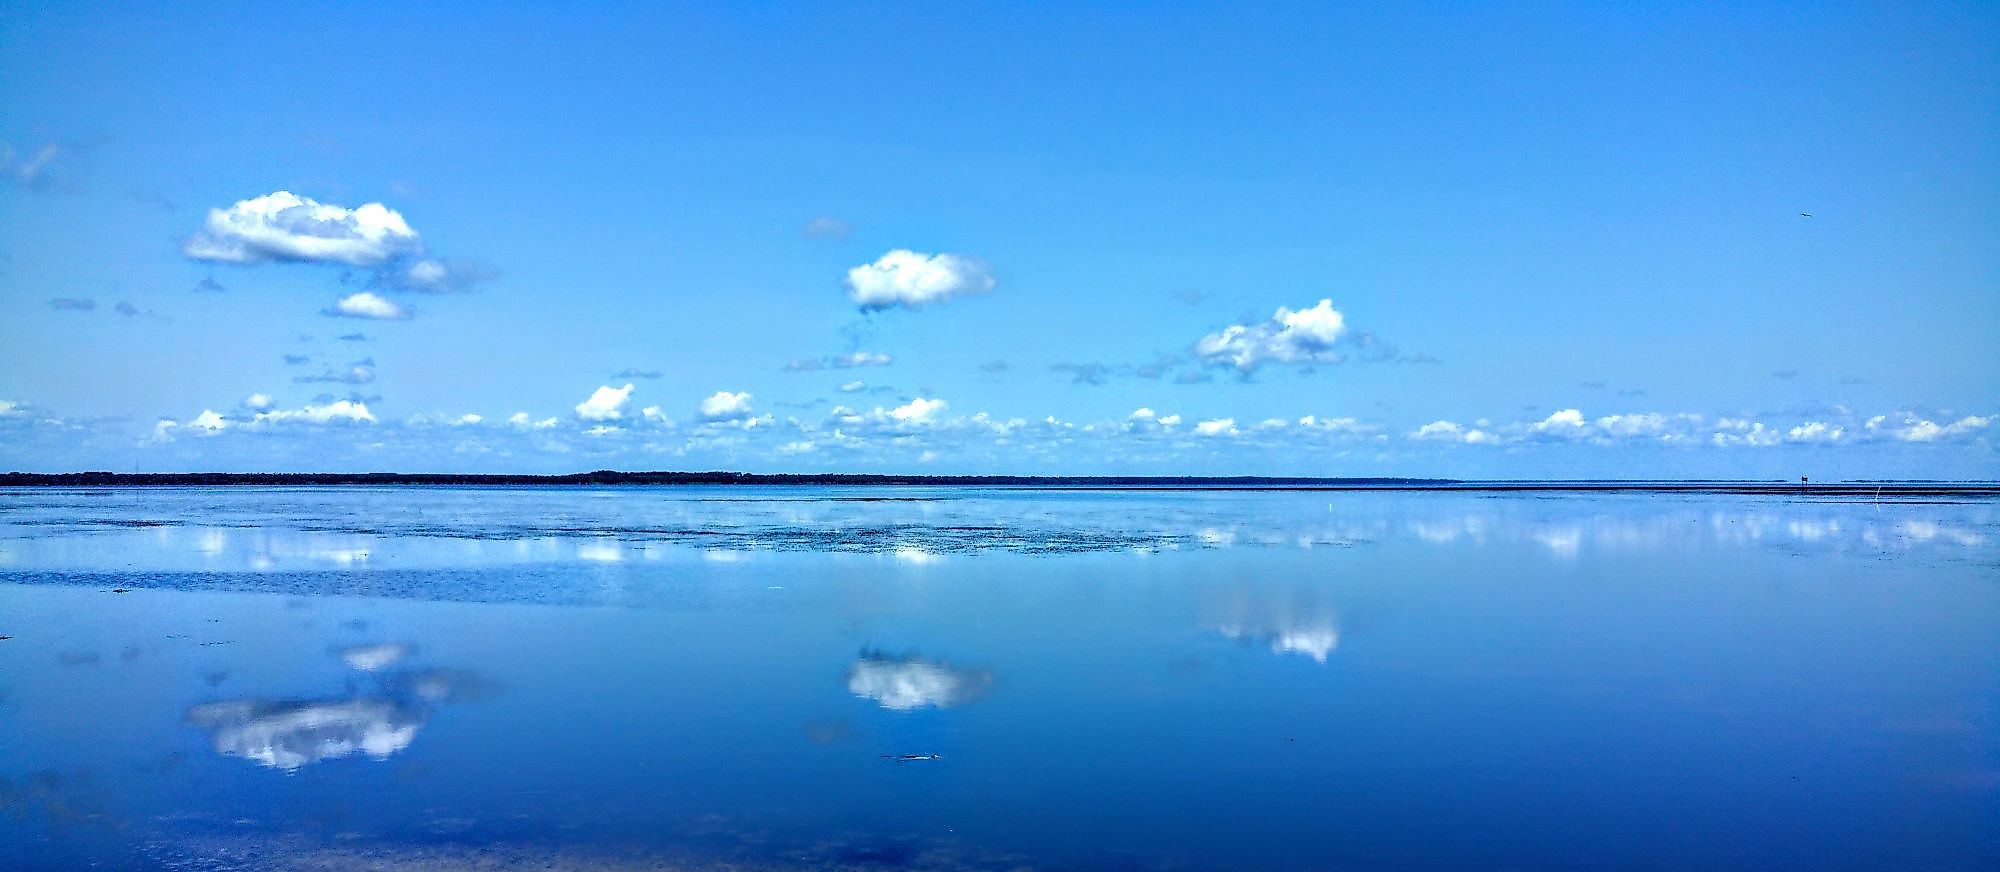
(2, 1), (1995, 477)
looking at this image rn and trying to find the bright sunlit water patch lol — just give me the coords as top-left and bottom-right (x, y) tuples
(0, 486), (1995, 869)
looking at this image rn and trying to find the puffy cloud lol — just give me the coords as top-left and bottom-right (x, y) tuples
(324, 291), (410, 321)
(845, 652), (993, 711)
(183, 192), (420, 266)
(1787, 422), (1843, 443)
(1412, 420), (1499, 444)
(254, 400), (375, 425)
(1710, 418), (1780, 447)
(187, 410), (230, 434)
(575, 384), (635, 421)
(1872, 414), (1991, 443)
(243, 393), (274, 411)
(845, 249), (995, 311)
(1194, 299), (1351, 372)
(508, 412), (559, 429)
(1194, 418), (1239, 437)
(1530, 409), (1586, 434)
(838, 380), (867, 393)
(699, 391), (754, 421)
(888, 397), (947, 424)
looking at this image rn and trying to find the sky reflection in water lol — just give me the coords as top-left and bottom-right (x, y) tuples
(0, 486), (1995, 870)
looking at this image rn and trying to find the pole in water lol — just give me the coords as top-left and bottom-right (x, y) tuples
(1800, 475), (1808, 493)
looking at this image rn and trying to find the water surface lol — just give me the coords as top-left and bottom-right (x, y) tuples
(1, 486), (1995, 869)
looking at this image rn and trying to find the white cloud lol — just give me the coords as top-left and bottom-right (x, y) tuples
(188, 409), (229, 434)
(699, 391), (754, 421)
(1194, 299), (1350, 372)
(1195, 418), (1238, 437)
(845, 249), (995, 311)
(451, 414), (483, 426)
(0, 400), (19, 416)
(803, 216), (852, 240)
(508, 412), (559, 429)
(575, 384), (635, 421)
(838, 380), (867, 393)
(390, 257), (491, 292)
(253, 400), (375, 425)
(1877, 414), (1991, 443)
(183, 191), (421, 266)
(1530, 409), (1588, 435)
(888, 397), (947, 424)
(325, 292), (410, 321)
(243, 393), (273, 411)
(1412, 420), (1497, 444)
(1786, 422), (1843, 443)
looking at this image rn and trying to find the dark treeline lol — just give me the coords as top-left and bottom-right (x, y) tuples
(1, 472), (1995, 496)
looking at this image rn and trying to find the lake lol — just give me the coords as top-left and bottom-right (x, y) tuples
(1, 486), (1995, 870)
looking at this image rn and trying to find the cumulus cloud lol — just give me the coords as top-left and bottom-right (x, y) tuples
(1194, 299), (1353, 372)
(845, 250), (995, 311)
(845, 651), (993, 711)
(323, 291), (410, 320)
(254, 400), (375, 425)
(575, 384), (635, 421)
(1871, 414), (1991, 443)
(887, 397), (946, 424)
(243, 393), (274, 411)
(1194, 418), (1239, 437)
(183, 191), (421, 266)
(699, 391), (755, 421)
(1412, 420), (1500, 444)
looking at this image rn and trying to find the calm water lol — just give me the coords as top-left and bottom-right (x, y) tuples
(0, 486), (1995, 870)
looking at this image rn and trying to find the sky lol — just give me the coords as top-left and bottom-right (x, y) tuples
(1, 1), (1996, 478)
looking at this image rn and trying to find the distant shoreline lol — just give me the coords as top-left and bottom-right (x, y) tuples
(1, 472), (1995, 497)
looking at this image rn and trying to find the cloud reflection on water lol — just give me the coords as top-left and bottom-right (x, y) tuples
(846, 651), (993, 711)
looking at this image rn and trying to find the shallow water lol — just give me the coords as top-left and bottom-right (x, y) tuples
(1, 486), (1995, 870)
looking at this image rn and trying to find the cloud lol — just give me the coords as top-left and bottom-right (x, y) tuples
(699, 391), (755, 421)
(254, 400), (375, 425)
(838, 380), (867, 393)
(508, 412), (559, 429)
(803, 216), (852, 240)
(0, 142), (63, 190)
(1194, 299), (1352, 372)
(243, 393), (274, 411)
(114, 301), (139, 316)
(282, 354), (311, 365)
(193, 277), (226, 293)
(845, 651), (992, 711)
(786, 351), (893, 371)
(845, 249), (995, 311)
(337, 332), (369, 342)
(575, 384), (635, 421)
(293, 363), (375, 385)
(383, 257), (493, 293)
(48, 297), (95, 311)
(888, 397), (946, 424)
(182, 191), (420, 266)
(1871, 414), (1991, 443)
(1412, 420), (1500, 444)
(323, 291), (411, 321)
(1194, 418), (1239, 437)
(612, 368), (662, 380)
